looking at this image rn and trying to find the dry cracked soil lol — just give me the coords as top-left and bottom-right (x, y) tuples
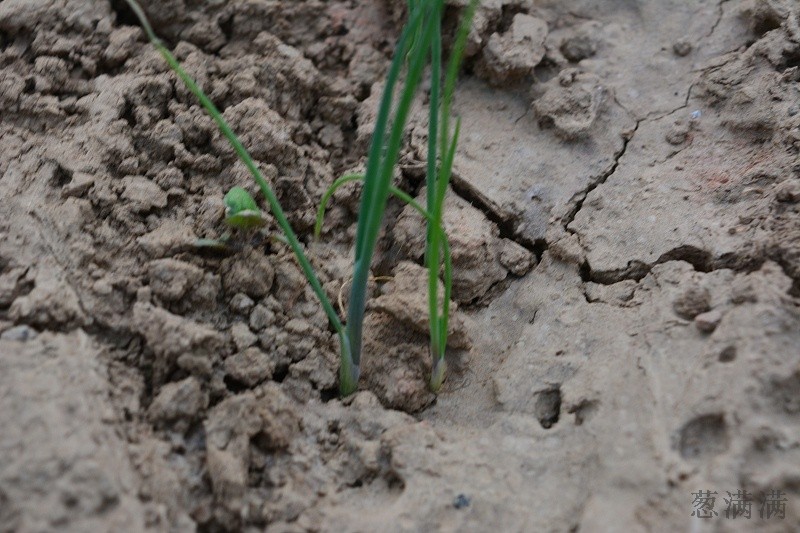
(1, 0), (800, 532)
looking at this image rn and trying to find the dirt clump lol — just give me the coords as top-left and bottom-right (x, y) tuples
(394, 188), (535, 303)
(533, 69), (606, 139)
(475, 13), (548, 86)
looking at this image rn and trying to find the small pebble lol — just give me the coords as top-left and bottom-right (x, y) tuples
(673, 285), (711, 320)
(229, 293), (255, 314)
(665, 121), (690, 145)
(673, 39), (692, 57)
(230, 322), (257, 351)
(690, 110), (702, 120)
(453, 494), (471, 509)
(775, 179), (800, 203)
(249, 304), (275, 332)
(1, 325), (38, 342)
(718, 345), (737, 362)
(694, 309), (722, 333)
(224, 347), (274, 387)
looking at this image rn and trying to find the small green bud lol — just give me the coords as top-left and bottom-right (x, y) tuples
(224, 187), (265, 229)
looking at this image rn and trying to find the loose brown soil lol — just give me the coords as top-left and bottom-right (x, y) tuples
(1, 0), (799, 531)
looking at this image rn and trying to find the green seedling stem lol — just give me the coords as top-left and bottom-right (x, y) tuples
(122, 0), (353, 384)
(314, 175), (453, 304)
(313, 173), (362, 242)
(319, 0), (477, 392)
(427, 0), (479, 391)
(425, 1), (444, 390)
(344, 2), (439, 395)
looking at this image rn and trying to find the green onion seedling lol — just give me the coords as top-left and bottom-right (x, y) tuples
(315, 175), (453, 306)
(341, 1), (442, 394)
(123, 0), (353, 394)
(124, 0), (475, 396)
(425, 0), (478, 391)
(317, 0), (477, 393)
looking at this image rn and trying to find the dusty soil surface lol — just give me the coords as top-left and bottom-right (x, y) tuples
(1, 0), (799, 531)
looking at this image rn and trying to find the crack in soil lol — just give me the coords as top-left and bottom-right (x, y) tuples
(648, 82), (697, 122)
(563, 115), (641, 235)
(561, 74), (701, 239)
(448, 171), (546, 258)
(558, 1), (743, 287)
(706, 0), (732, 40)
(587, 244), (768, 285)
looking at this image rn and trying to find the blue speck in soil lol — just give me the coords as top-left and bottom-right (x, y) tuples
(690, 110), (702, 120)
(453, 494), (471, 509)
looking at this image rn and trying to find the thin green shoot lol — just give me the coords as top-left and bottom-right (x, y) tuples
(313, 173), (362, 241)
(314, 174), (447, 244)
(123, 0), (352, 382)
(425, 0), (444, 390)
(317, 0), (476, 392)
(426, 0), (478, 391)
(342, 1), (440, 395)
(313, 175), (453, 310)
